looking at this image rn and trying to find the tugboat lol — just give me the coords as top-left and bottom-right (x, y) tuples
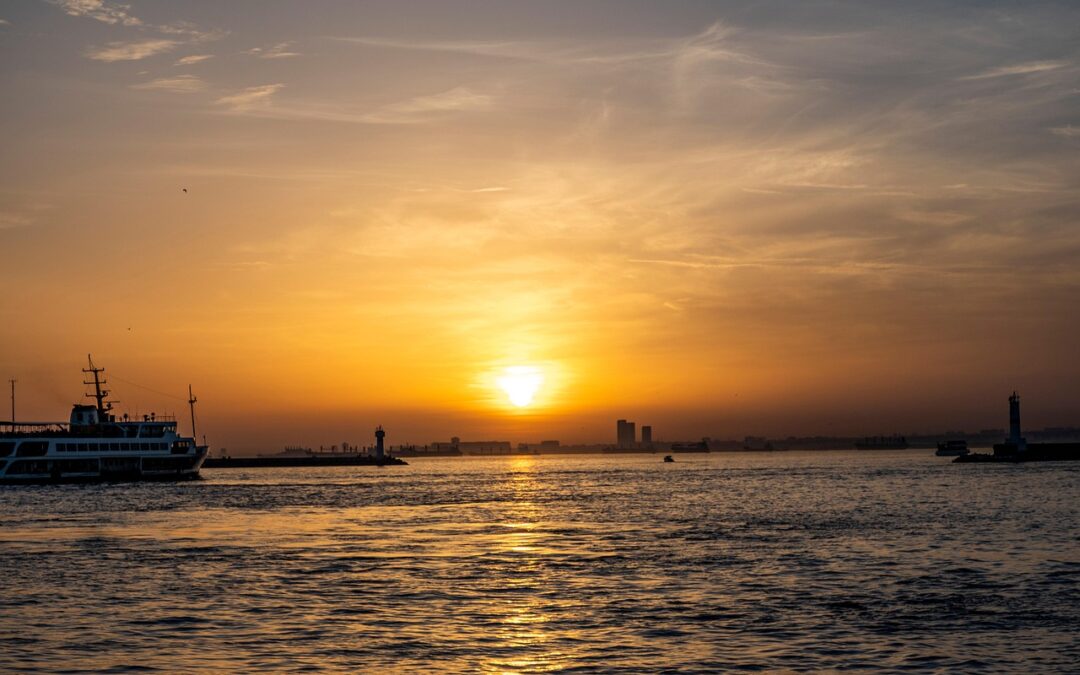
(663, 455), (674, 463)
(0, 356), (208, 484)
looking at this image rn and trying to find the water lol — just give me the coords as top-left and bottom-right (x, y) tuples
(1, 451), (1077, 672)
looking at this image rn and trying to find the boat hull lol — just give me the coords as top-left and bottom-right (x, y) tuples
(0, 447), (208, 485)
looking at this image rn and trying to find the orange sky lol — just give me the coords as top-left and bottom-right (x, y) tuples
(2, 2), (1079, 451)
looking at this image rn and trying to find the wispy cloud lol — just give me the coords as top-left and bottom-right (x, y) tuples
(331, 21), (756, 70)
(329, 35), (534, 60)
(174, 54), (214, 66)
(131, 74), (205, 93)
(55, 1), (225, 61)
(0, 212), (34, 229)
(960, 60), (1068, 80)
(0, 18), (10, 26)
(362, 87), (493, 123)
(157, 21), (225, 42)
(51, 0), (141, 27)
(216, 84), (285, 110)
(85, 39), (179, 62)
(246, 42), (301, 59)
(1051, 125), (1080, 137)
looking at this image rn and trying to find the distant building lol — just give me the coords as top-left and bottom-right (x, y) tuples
(617, 419), (636, 448)
(431, 437), (513, 454)
(539, 440), (560, 448)
(641, 426), (652, 445)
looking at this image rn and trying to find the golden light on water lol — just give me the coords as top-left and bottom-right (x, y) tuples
(497, 366), (544, 408)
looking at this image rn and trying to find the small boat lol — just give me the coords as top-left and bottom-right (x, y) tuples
(663, 455), (674, 463)
(936, 440), (970, 457)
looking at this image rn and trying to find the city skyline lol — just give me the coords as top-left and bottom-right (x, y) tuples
(2, 1), (1079, 451)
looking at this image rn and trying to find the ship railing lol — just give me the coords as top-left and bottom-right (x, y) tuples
(0, 421), (70, 435)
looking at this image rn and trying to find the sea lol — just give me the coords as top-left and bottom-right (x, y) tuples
(1, 450), (1077, 672)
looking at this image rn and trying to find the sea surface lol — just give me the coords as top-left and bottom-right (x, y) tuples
(1, 451), (1077, 672)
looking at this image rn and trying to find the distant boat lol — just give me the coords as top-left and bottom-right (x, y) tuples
(663, 455), (674, 463)
(935, 440), (970, 456)
(855, 435), (909, 450)
(0, 355), (208, 484)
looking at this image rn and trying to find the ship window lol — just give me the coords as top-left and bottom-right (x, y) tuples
(9, 460), (50, 474)
(139, 442), (148, 451)
(109, 443), (120, 451)
(0, 442), (14, 457)
(16, 441), (48, 457)
(80, 443), (89, 452)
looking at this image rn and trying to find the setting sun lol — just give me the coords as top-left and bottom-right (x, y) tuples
(497, 366), (544, 408)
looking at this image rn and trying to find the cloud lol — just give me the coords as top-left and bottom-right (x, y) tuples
(85, 39), (179, 62)
(1051, 125), (1080, 137)
(50, 0), (141, 27)
(53, 1), (225, 58)
(216, 84), (285, 110)
(157, 21), (225, 42)
(174, 54), (214, 66)
(0, 19), (10, 26)
(960, 60), (1068, 80)
(0, 212), (33, 229)
(361, 87), (493, 123)
(246, 42), (301, 59)
(329, 35), (535, 60)
(131, 74), (206, 93)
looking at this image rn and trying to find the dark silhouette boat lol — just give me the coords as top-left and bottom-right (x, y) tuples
(663, 455), (674, 463)
(855, 435), (908, 450)
(935, 440), (970, 456)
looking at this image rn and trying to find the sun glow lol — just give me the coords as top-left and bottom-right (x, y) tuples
(497, 366), (544, 408)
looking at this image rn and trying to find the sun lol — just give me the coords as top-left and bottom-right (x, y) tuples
(497, 366), (544, 408)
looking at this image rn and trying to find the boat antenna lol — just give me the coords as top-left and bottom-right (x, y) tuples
(188, 385), (198, 442)
(82, 354), (111, 419)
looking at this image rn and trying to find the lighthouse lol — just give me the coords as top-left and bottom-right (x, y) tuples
(374, 426), (386, 461)
(1008, 392), (1026, 451)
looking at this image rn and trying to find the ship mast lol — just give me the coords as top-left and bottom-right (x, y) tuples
(188, 385), (198, 443)
(82, 354), (111, 420)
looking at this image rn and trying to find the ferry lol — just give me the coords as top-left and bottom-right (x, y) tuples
(0, 356), (208, 484)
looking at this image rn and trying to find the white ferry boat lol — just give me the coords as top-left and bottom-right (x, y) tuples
(0, 356), (208, 484)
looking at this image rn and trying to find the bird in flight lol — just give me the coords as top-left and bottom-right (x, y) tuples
(182, 188), (188, 193)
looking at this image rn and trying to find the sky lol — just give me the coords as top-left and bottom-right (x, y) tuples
(1, 1), (1078, 451)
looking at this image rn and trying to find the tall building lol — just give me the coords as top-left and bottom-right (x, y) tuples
(641, 425), (652, 446)
(617, 419), (636, 448)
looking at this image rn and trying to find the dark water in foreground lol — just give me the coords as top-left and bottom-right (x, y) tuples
(1, 451), (1077, 672)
